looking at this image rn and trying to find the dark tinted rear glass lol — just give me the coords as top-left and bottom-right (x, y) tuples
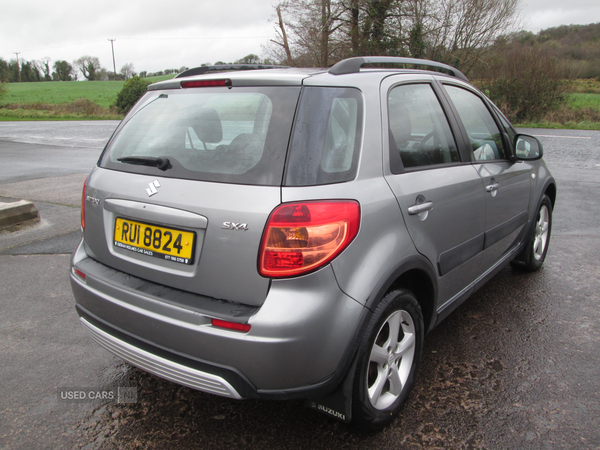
(285, 87), (363, 186)
(100, 87), (301, 186)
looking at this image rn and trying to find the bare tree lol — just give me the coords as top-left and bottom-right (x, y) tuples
(265, 0), (347, 67)
(39, 57), (52, 81)
(120, 63), (136, 80)
(269, 5), (294, 66)
(74, 56), (102, 81)
(266, 0), (521, 75)
(421, 0), (521, 72)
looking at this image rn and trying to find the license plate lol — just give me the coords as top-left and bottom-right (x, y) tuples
(114, 218), (195, 265)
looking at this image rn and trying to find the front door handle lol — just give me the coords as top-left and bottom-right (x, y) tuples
(486, 183), (500, 192)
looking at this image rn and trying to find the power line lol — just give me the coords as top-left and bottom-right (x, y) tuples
(118, 36), (271, 40)
(7, 35), (272, 55)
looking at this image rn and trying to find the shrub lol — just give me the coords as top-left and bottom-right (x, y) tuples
(0, 82), (7, 101)
(114, 76), (152, 114)
(475, 45), (568, 122)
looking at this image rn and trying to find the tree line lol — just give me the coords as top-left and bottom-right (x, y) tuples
(0, 52), (271, 85)
(0, 56), (137, 82)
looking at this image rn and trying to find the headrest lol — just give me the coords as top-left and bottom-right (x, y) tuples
(191, 108), (222, 143)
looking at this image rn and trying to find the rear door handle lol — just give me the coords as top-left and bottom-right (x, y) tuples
(408, 201), (434, 215)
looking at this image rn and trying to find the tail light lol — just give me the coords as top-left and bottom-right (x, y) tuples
(259, 201), (360, 278)
(81, 177), (88, 231)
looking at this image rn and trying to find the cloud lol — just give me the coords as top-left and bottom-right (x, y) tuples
(521, 0), (600, 31)
(3, 0), (599, 74)
(2, 0), (276, 72)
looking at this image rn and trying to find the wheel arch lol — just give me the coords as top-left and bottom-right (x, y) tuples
(365, 255), (438, 334)
(511, 178), (556, 268)
(544, 180), (557, 209)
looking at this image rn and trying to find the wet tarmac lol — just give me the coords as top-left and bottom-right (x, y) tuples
(0, 123), (599, 449)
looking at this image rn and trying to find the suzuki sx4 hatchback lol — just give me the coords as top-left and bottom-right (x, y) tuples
(70, 57), (556, 430)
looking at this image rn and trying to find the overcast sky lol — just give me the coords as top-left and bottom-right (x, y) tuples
(1, 0), (599, 77)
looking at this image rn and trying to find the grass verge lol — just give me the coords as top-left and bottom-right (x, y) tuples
(515, 90), (600, 130)
(0, 99), (122, 121)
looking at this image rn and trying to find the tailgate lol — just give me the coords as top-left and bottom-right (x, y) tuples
(83, 168), (279, 306)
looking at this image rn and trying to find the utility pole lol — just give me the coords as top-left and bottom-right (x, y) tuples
(108, 39), (117, 81)
(13, 52), (21, 82)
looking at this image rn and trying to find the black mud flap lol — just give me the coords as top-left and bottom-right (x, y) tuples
(306, 356), (358, 424)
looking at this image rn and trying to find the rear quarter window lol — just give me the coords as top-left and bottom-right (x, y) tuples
(285, 87), (363, 186)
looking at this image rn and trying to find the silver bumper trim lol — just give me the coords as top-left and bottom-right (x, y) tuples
(80, 318), (242, 399)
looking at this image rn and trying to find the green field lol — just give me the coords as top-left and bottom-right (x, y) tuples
(514, 91), (600, 129)
(567, 92), (600, 110)
(1, 75), (599, 128)
(0, 75), (175, 118)
(1, 80), (124, 108)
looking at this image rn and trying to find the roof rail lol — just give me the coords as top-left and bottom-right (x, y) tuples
(176, 64), (290, 78)
(328, 57), (468, 82)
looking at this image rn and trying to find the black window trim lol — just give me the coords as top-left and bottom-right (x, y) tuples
(282, 85), (364, 187)
(385, 79), (468, 175)
(437, 81), (513, 164)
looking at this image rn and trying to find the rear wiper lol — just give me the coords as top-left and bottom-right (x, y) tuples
(117, 156), (170, 171)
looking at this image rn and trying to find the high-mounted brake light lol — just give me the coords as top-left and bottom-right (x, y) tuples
(81, 177), (88, 231)
(181, 79), (232, 88)
(211, 319), (251, 333)
(259, 201), (360, 278)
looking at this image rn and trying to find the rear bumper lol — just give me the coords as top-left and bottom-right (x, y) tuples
(79, 315), (243, 399)
(70, 240), (366, 399)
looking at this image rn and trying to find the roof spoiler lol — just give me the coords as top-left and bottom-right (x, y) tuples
(176, 64), (290, 78)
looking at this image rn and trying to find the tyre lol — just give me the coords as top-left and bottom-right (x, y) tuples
(511, 194), (552, 272)
(352, 289), (424, 431)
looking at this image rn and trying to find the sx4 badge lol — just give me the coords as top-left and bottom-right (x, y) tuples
(86, 196), (100, 205)
(221, 222), (249, 231)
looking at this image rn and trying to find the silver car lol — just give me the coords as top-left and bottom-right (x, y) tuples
(70, 57), (556, 430)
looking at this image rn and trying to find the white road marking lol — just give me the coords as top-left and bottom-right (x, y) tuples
(534, 135), (592, 139)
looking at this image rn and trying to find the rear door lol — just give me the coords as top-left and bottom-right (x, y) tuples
(382, 77), (486, 304)
(441, 84), (531, 270)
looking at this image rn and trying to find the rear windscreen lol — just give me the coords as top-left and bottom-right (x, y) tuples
(100, 86), (301, 186)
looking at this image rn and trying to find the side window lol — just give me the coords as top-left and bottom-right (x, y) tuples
(388, 84), (460, 170)
(444, 85), (507, 161)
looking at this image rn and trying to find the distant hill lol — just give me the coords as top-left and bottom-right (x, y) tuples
(523, 22), (600, 78)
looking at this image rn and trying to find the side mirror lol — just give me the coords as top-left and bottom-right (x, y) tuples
(514, 134), (543, 160)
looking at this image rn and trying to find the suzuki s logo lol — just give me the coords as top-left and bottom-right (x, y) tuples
(222, 222), (249, 231)
(146, 180), (161, 197)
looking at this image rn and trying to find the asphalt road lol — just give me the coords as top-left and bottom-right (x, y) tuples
(0, 122), (599, 449)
